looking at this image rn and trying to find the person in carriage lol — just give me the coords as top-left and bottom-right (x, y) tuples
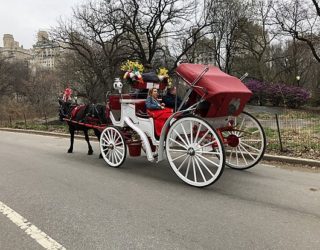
(145, 88), (165, 110)
(145, 87), (173, 137)
(162, 86), (183, 111)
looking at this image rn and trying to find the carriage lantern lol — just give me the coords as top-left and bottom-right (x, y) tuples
(113, 78), (123, 93)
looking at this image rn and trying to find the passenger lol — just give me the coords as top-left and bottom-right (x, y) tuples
(162, 86), (183, 110)
(146, 88), (165, 110)
(145, 88), (172, 137)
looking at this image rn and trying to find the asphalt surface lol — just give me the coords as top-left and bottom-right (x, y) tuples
(0, 131), (319, 250)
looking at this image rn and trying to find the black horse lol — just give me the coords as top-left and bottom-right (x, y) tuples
(58, 99), (109, 156)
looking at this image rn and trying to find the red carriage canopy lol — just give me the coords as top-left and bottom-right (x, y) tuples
(176, 63), (252, 117)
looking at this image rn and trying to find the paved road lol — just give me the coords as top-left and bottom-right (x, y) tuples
(0, 131), (319, 250)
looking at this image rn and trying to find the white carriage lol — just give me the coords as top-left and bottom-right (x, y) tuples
(99, 63), (266, 187)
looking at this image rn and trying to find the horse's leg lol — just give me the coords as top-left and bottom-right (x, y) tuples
(84, 129), (93, 155)
(94, 129), (102, 159)
(68, 125), (74, 153)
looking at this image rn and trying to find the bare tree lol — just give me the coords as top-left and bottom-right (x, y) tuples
(205, 0), (252, 73)
(0, 56), (29, 99)
(25, 69), (59, 116)
(232, 0), (279, 80)
(273, 0), (320, 63)
(117, 0), (216, 70)
(51, 0), (128, 101)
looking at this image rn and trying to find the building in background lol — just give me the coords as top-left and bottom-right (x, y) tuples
(0, 34), (32, 61)
(29, 31), (61, 69)
(0, 31), (61, 70)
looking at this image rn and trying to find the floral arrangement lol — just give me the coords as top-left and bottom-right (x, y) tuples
(121, 60), (144, 82)
(158, 67), (172, 86)
(120, 61), (173, 87)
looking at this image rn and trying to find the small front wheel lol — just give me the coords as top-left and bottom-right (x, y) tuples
(166, 117), (225, 187)
(100, 126), (126, 167)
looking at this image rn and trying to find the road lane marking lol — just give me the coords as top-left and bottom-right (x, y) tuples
(0, 201), (66, 250)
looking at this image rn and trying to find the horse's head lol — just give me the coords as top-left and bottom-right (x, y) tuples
(58, 99), (72, 121)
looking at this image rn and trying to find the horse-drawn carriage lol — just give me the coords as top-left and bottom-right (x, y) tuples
(61, 63), (266, 187)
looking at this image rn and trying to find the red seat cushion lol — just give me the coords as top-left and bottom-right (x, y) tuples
(147, 108), (173, 137)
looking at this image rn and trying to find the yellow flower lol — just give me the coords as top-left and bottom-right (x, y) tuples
(158, 67), (169, 77)
(120, 60), (144, 73)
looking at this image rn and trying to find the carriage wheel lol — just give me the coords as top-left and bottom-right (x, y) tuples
(100, 126), (126, 168)
(166, 117), (225, 187)
(223, 111), (266, 170)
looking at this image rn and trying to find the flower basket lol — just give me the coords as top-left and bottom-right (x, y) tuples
(127, 140), (142, 157)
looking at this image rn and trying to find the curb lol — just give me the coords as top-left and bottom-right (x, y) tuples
(1, 127), (319, 167)
(262, 154), (320, 167)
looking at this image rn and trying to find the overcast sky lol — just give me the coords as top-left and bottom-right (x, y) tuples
(0, 0), (86, 49)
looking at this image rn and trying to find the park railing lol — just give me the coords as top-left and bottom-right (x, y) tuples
(245, 106), (320, 159)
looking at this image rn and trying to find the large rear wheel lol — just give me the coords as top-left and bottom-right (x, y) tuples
(222, 111), (266, 170)
(166, 117), (225, 187)
(100, 126), (126, 168)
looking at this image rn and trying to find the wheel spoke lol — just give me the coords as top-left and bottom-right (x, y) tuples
(180, 123), (191, 146)
(196, 151), (220, 156)
(196, 129), (210, 146)
(251, 130), (260, 135)
(241, 139), (262, 143)
(239, 144), (256, 161)
(101, 142), (108, 147)
(103, 133), (110, 142)
(111, 151), (115, 163)
(105, 149), (111, 159)
(241, 142), (261, 152)
(237, 146), (248, 165)
(194, 124), (202, 143)
(228, 147), (235, 163)
(173, 129), (189, 148)
(190, 121), (193, 144)
(235, 147), (239, 165)
(106, 129), (112, 143)
(195, 156), (215, 178)
(169, 138), (188, 150)
(170, 149), (188, 153)
(115, 148), (124, 157)
(194, 157), (206, 182)
(177, 155), (190, 171)
(114, 150), (121, 163)
(172, 153), (188, 162)
(197, 153), (221, 168)
(185, 157), (191, 177)
(238, 117), (245, 130)
(102, 138), (109, 144)
(196, 140), (214, 151)
(192, 157), (197, 182)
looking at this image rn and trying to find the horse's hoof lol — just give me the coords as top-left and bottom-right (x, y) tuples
(67, 150), (73, 153)
(88, 151), (93, 155)
(99, 154), (103, 159)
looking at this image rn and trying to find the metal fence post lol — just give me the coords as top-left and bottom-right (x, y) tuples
(24, 113), (27, 129)
(44, 113), (48, 130)
(275, 114), (284, 152)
